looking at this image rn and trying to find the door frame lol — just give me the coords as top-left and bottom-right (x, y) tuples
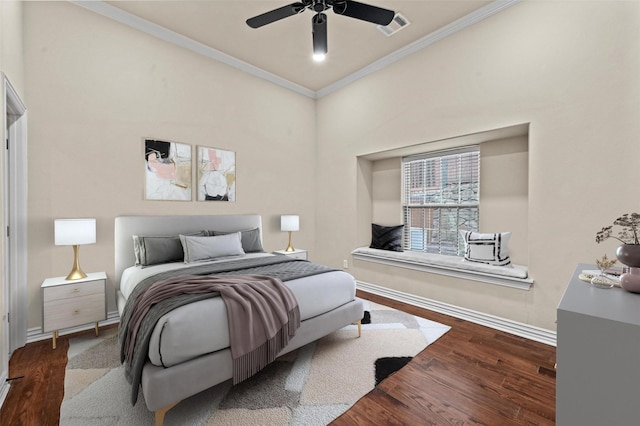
(3, 74), (27, 354)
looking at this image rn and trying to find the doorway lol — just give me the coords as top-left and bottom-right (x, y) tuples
(3, 74), (27, 359)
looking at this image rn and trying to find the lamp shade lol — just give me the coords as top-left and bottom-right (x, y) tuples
(55, 218), (96, 246)
(280, 215), (299, 232)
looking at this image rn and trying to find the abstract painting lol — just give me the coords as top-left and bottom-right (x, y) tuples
(197, 146), (236, 201)
(144, 139), (192, 201)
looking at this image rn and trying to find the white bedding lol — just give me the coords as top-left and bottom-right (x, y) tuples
(120, 254), (357, 367)
(119, 252), (273, 299)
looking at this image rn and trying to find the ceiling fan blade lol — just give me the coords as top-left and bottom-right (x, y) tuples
(312, 13), (328, 55)
(333, 0), (395, 26)
(246, 3), (306, 29)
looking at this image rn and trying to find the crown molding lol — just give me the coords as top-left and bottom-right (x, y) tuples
(72, 0), (519, 100)
(71, 1), (316, 98)
(316, 0), (520, 98)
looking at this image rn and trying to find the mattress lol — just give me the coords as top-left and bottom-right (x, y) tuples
(119, 254), (357, 367)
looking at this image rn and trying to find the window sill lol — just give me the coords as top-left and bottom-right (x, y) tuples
(351, 247), (533, 290)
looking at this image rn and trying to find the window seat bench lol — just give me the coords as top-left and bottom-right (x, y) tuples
(351, 247), (532, 290)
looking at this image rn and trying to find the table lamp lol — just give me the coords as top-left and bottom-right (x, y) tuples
(55, 218), (96, 280)
(281, 215), (299, 252)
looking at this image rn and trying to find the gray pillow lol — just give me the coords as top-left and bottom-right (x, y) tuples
(209, 228), (264, 253)
(133, 231), (205, 266)
(180, 232), (245, 263)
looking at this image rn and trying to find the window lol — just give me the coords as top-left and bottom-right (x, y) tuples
(402, 146), (479, 256)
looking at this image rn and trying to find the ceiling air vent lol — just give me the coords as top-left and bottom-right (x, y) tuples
(377, 12), (410, 37)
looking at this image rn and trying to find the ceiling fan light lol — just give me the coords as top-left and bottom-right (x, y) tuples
(312, 12), (328, 58)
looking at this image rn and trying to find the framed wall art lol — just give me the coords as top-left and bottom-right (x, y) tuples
(197, 146), (236, 201)
(144, 139), (192, 201)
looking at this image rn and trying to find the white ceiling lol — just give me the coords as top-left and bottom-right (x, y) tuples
(75, 1), (516, 97)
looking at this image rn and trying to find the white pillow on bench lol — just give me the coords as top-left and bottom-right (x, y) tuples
(460, 231), (512, 267)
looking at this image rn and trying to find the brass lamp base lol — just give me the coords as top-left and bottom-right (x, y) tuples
(66, 245), (88, 280)
(285, 231), (295, 252)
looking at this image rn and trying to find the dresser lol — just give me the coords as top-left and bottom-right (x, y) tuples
(556, 264), (640, 425)
(41, 272), (107, 349)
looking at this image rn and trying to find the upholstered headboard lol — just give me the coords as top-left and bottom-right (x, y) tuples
(114, 214), (263, 288)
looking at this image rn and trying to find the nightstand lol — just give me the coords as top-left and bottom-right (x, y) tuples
(41, 272), (107, 349)
(273, 249), (308, 260)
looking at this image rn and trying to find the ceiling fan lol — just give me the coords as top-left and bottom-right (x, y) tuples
(246, 0), (395, 59)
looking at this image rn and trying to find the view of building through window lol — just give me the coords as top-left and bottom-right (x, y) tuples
(402, 147), (480, 255)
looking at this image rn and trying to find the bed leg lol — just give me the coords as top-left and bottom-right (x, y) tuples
(155, 402), (179, 426)
(356, 320), (361, 338)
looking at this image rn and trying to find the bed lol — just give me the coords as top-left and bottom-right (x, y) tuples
(114, 214), (364, 425)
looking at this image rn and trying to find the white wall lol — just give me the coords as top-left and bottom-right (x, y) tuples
(20, 1), (640, 334)
(315, 1), (640, 330)
(371, 157), (402, 225)
(479, 136), (529, 264)
(0, 0), (24, 94)
(0, 0), (25, 387)
(22, 2), (317, 328)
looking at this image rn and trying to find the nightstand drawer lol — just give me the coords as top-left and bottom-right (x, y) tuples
(286, 251), (307, 260)
(41, 272), (107, 349)
(273, 249), (308, 260)
(43, 293), (106, 332)
(43, 279), (104, 302)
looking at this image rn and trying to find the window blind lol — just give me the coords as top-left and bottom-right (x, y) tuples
(402, 146), (480, 255)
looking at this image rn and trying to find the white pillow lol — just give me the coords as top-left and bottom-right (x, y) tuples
(179, 232), (245, 263)
(460, 231), (512, 267)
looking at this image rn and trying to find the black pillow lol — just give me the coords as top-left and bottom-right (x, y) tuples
(370, 224), (404, 252)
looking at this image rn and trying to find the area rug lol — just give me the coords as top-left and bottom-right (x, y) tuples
(60, 301), (450, 425)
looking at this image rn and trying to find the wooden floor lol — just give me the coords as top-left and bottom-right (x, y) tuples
(0, 334), (70, 426)
(334, 291), (556, 425)
(0, 291), (556, 425)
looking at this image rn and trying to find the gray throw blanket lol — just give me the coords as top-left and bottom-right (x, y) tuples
(119, 256), (336, 405)
(123, 274), (300, 385)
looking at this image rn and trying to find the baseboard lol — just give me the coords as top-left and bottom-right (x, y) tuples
(356, 280), (556, 346)
(26, 310), (121, 344)
(26, 288), (557, 346)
